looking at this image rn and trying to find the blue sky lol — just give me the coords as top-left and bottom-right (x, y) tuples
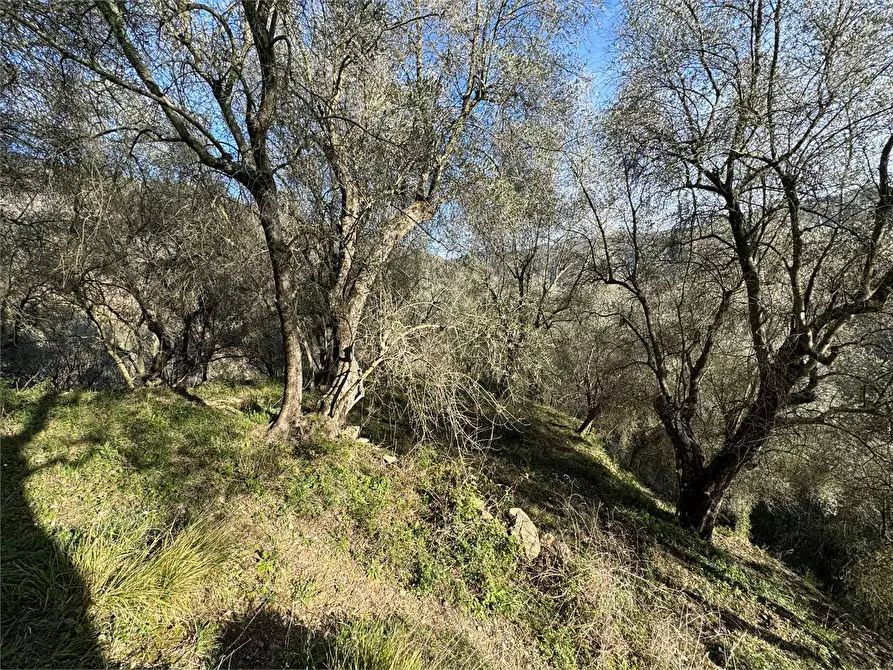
(577, 0), (623, 107)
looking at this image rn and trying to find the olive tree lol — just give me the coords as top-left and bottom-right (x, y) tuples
(584, 0), (893, 537)
(6, 0), (582, 437)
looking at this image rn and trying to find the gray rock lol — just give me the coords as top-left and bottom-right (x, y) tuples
(382, 453), (398, 464)
(508, 507), (540, 559)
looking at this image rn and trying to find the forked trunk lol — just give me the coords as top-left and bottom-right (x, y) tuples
(311, 199), (434, 434)
(312, 279), (373, 433)
(676, 424), (775, 539)
(316, 331), (364, 430)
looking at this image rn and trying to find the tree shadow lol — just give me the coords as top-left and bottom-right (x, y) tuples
(83, 387), (278, 514)
(680, 586), (848, 667)
(212, 608), (334, 669)
(455, 405), (893, 669)
(211, 608), (486, 670)
(0, 391), (105, 668)
(481, 408), (675, 531)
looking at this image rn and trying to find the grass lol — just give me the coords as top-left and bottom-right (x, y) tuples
(2, 382), (891, 669)
(68, 520), (230, 625)
(213, 612), (487, 669)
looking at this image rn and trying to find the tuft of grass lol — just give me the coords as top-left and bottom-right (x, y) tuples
(327, 618), (427, 670)
(308, 617), (488, 670)
(3, 517), (230, 667)
(209, 612), (488, 670)
(67, 519), (231, 626)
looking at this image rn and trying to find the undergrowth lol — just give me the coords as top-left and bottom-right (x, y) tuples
(2, 383), (891, 669)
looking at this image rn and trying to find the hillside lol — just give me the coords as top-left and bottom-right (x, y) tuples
(2, 383), (890, 670)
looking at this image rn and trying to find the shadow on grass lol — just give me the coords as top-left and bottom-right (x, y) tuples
(0, 391), (104, 669)
(0, 386), (260, 668)
(213, 608), (346, 669)
(484, 407), (673, 531)
(460, 405), (893, 670)
(212, 608), (484, 670)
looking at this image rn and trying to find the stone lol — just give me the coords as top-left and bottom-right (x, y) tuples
(382, 453), (398, 464)
(540, 532), (571, 565)
(508, 507), (540, 559)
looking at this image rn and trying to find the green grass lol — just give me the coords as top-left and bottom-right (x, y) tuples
(2, 383), (891, 669)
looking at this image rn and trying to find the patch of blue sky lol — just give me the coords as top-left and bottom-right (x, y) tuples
(578, 0), (622, 108)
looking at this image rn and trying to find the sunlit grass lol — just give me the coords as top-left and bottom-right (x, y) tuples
(2, 384), (889, 669)
(68, 520), (230, 625)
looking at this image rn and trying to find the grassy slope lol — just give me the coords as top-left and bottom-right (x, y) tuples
(1, 382), (890, 670)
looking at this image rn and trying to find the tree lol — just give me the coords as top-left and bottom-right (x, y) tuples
(585, 0), (893, 537)
(275, 0), (582, 429)
(6, 0), (581, 436)
(6, 0), (307, 434)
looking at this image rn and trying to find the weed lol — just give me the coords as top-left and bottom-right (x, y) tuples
(256, 548), (277, 578)
(291, 576), (318, 607)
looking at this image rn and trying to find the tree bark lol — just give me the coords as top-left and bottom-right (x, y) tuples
(128, 287), (177, 387)
(249, 180), (304, 437)
(576, 404), (600, 435)
(676, 474), (727, 539)
(673, 366), (794, 538)
(315, 308), (365, 429)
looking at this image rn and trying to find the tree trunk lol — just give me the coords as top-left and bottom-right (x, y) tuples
(676, 470), (733, 539)
(576, 404), (600, 435)
(81, 302), (137, 389)
(312, 325), (338, 390)
(312, 199), (434, 434)
(250, 180), (304, 438)
(675, 387), (784, 539)
(315, 312), (364, 430)
(143, 345), (171, 387)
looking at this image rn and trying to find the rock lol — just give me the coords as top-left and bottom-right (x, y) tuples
(540, 532), (572, 565)
(382, 453), (398, 464)
(508, 507), (540, 559)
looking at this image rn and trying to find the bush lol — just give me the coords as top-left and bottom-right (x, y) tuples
(845, 546), (893, 632)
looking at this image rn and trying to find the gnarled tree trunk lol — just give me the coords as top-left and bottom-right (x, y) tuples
(313, 200), (433, 434)
(671, 369), (792, 538)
